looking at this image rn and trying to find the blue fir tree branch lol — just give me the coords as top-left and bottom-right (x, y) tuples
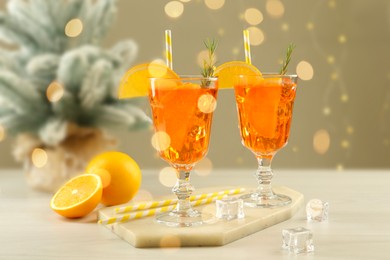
(79, 59), (113, 110)
(0, 0), (149, 143)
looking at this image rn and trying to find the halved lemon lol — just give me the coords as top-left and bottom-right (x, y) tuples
(118, 62), (179, 99)
(214, 61), (262, 89)
(50, 174), (103, 218)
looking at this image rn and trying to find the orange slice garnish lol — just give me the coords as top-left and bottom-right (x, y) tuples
(118, 62), (179, 99)
(214, 61), (262, 89)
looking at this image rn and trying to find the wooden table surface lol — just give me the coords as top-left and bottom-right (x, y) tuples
(1, 169), (389, 259)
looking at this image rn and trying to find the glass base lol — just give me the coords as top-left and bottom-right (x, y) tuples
(155, 209), (212, 227)
(240, 192), (292, 208)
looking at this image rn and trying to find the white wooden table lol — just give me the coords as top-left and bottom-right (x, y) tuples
(1, 169), (389, 259)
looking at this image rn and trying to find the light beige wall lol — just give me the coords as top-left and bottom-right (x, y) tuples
(1, 0), (390, 170)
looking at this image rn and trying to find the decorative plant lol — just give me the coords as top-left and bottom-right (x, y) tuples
(0, 0), (149, 145)
(0, 0), (149, 191)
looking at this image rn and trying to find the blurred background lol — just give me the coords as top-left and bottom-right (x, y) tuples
(0, 0), (389, 171)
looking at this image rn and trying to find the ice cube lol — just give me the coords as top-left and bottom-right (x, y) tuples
(306, 199), (329, 222)
(282, 227), (314, 254)
(215, 196), (245, 220)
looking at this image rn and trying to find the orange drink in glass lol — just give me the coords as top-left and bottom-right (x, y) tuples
(234, 74), (298, 207)
(149, 77), (218, 226)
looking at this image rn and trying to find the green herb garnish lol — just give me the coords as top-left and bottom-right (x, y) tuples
(201, 38), (218, 82)
(279, 43), (295, 75)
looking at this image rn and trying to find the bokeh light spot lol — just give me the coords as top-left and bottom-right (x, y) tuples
(281, 23), (289, 31)
(346, 126), (354, 135)
(328, 0), (336, 8)
(151, 131), (171, 152)
(247, 26), (265, 46)
(180, 0), (191, 2)
(327, 55), (335, 64)
(204, 0), (225, 10)
(266, 0), (285, 18)
(132, 189), (154, 203)
(197, 49), (211, 67)
(232, 47), (240, 55)
(306, 22), (314, 31)
(338, 34), (347, 44)
(217, 28), (225, 36)
(46, 81), (64, 103)
(160, 235), (181, 248)
(341, 140), (350, 149)
(340, 94), (349, 102)
(336, 164), (344, 171)
(0, 125), (5, 142)
(31, 148), (48, 168)
(159, 167), (177, 187)
(244, 8), (263, 25)
(198, 94), (217, 113)
(323, 107), (331, 116)
(65, 18), (83, 37)
(148, 61), (169, 78)
(292, 146), (299, 153)
(313, 129), (330, 155)
(331, 72), (339, 80)
(165, 1), (184, 18)
(194, 157), (213, 176)
(296, 61), (314, 81)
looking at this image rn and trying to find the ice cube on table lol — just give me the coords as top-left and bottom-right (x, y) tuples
(306, 199), (329, 222)
(282, 227), (314, 254)
(215, 196), (245, 220)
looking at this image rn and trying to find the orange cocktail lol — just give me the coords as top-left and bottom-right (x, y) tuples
(235, 75), (297, 155)
(149, 77), (218, 226)
(149, 80), (217, 166)
(234, 74), (298, 208)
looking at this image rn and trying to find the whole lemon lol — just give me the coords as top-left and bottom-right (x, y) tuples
(86, 151), (142, 206)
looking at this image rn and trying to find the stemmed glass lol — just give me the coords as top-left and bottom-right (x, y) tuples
(148, 76), (218, 227)
(234, 74), (298, 208)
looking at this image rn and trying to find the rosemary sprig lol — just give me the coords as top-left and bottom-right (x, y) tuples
(279, 43), (296, 75)
(201, 38), (218, 80)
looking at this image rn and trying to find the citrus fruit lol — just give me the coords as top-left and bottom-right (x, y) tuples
(85, 151), (142, 206)
(118, 62), (179, 99)
(214, 61), (262, 89)
(50, 174), (103, 218)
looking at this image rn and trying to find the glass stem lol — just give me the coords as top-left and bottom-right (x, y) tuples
(254, 155), (276, 198)
(172, 167), (194, 214)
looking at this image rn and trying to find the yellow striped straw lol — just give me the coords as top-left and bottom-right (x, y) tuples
(243, 29), (252, 64)
(165, 29), (173, 69)
(99, 195), (228, 225)
(114, 188), (245, 214)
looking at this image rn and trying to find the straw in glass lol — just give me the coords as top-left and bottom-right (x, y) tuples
(165, 29), (173, 69)
(243, 29), (252, 64)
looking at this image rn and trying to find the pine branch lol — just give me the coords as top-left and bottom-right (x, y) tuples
(0, 70), (44, 114)
(7, 0), (55, 52)
(79, 59), (113, 110)
(109, 40), (138, 73)
(26, 53), (59, 80)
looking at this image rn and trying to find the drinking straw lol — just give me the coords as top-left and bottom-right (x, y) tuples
(114, 188), (245, 214)
(165, 29), (173, 69)
(243, 29), (252, 64)
(99, 195), (228, 225)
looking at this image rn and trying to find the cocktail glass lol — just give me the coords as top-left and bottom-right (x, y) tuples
(149, 76), (218, 227)
(234, 74), (298, 208)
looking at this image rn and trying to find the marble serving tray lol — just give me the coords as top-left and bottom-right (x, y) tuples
(98, 186), (304, 248)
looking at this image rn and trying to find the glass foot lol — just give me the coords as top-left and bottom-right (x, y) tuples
(156, 209), (212, 227)
(240, 192), (292, 208)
